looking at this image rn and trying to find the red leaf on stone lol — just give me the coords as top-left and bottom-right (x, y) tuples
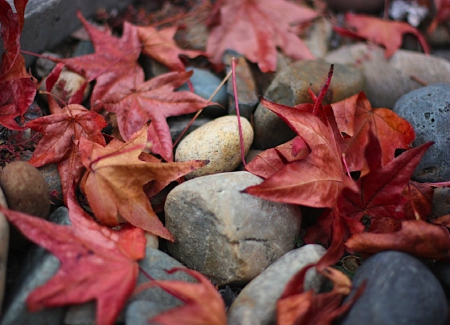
(429, 0), (450, 32)
(403, 181), (434, 221)
(79, 125), (206, 240)
(340, 130), (432, 221)
(345, 220), (450, 260)
(0, 199), (146, 325)
(99, 70), (212, 162)
(330, 92), (415, 173)
(136, 25), (206, 71)
(51, 11), (144, 109)
(135, 268), (227, 325)
(206, 0), (318, 72)
(334, 13), (430, 58)
(0, 0), (36, 130)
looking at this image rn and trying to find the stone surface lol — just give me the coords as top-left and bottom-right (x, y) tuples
(168, 115), (213, 147)
(339, 251), (447, 325)
(227, 244), (326, 325)
(393, 83), (450, 182)
(34, 51), (60, 79)
(177, 67), (229, 117)
(430, 187), (450, 221)
(0, 186), (8, 319)
(325, 43), (450, 108)
(224, 51), (259, 119)
(1, 0), (135, 67)
(175, 116), (253, 179)
(325, 0), (384, 13)
(1, 207), (70, 325)
(40, 67), (90, 104)
(126, 300), (171, 325)
(305, 18), (333, 59)
(253, 60), (364, 149)
(431, 260), (450, 298)
(0, 161), (51, 250)
(165, 171), (302, 286)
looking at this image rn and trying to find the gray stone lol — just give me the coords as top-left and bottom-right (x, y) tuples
(34, 52), (61, 79)
(126, 300), (171, 325)
(227, 244), (326, 325)
(165, 171), (302, 286)
(175, 116), (253, 179)
(325, 43), (450, 108)
(392, 83), (450, 182)
(0, 187), (8, 319)
(430, 187), (450, 221)
(325, 0), (385, 13)
(1, 207), (70, 325)
(253, 60), (364, 149)
(168, 115), (213, 148)
(304, 18), (333, 59)
(1, 0), (135, 67)
(224, 51), (259, 119)
(431, 260), (450, 298)
(339, 251), (447, 325)
(177, 68), (229, 117)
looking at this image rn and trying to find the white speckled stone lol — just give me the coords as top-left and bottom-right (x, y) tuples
(175, 116), (253, 179)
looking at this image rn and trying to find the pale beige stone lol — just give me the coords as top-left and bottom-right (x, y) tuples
(175, 116), (253, 179)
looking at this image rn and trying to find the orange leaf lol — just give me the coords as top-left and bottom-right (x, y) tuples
(79, 125), (206, 240)
(136, 268), (227, 325)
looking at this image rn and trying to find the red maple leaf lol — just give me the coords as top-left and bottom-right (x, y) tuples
(98, 70), (212, 162)
(136, 25), (207, 71)
(206, 0), (318, 72)
(135, 268), (227, 325)
(0, 0), (36, 130)
(79, 125), (206, 240)
(0, 197), (146, 325)
(26, 64), (106, 203)
(429, 0), (450, 32)
(334, 13), (430, 58)
(51, 11), (144, 109)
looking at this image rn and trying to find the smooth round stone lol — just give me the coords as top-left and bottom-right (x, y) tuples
(228, 245), (326, 325)
(325, 44), (450, 108)
(339, 251), (447, 325)
(393, 83), (450, 182)
(175, 116), (253, 179)
(164, 171), (302, 286)
(253, 60), (365, 149)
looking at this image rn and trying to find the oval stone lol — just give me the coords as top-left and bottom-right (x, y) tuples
(164, 171), (302, 286)
(339, 251), (447, 325)
(393, 83), (450, 182)
(175, 116), (253, 179)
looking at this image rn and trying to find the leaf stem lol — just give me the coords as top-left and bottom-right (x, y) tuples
(231, 57), (247, 167)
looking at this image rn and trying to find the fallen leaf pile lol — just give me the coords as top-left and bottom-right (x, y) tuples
(0, 0), (449, 324)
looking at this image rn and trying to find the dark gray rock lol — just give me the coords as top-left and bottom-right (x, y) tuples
(253, 60), (364, 149)
(1, 207), (70, 325)
(2, 0), (135, 67)
(325, 0), (384, 13)
(393, 83), (450, 182)
(431, 260), (450, 298)
(165, 171), (302, 286)
(223, 51), (259, 119)
(227, 244), (326, 325)
(168, 115), (213, 148)
(339, 251), (447, 325)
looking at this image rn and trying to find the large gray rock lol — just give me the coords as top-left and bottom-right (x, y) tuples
(227, 244), (326, 325)
(1, 0), (135, 67)
(165, 171), (302, 286)
(325, 44), (450, 109)
(392, 83), (450, 182)
(253, 60), (364, 149)
(0, 187), (8, 319)
(339, 251), (447, 325)
(1, 207), (70, 325)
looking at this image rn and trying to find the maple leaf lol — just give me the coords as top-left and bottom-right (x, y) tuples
(51, 11), (144, 109)
(0, 198), (146, 325)
(334, 12), (430, 58)
(99, 70), (213, 162)
(135, 268), (227, 325)
(0, 0), (36, 130)
(136, 25), (206, 71)
(329, 92), (415, 173)
(79, 125), (206, 240)
(340, 130), (432, 221)
(206, 0), (318, 72)
(429, 0), (450, 32)
(345, 220), (450, 260)
(26, 64), (106, 203)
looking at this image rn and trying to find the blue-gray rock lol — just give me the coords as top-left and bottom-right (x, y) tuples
(339, 251), (447, 325)
(126, 300), (171, 325)
(392, 83), (450, 182)
(1, 207), (70, 325)
(253, 60), (364, 149)
(177, 68), (229, 117)
(227, 244), (326, 325)
(165, 171), (302, 286)
(168, 115), (213, 147)
(325, 44), (450, 108)
(223, 51), (259, 119)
